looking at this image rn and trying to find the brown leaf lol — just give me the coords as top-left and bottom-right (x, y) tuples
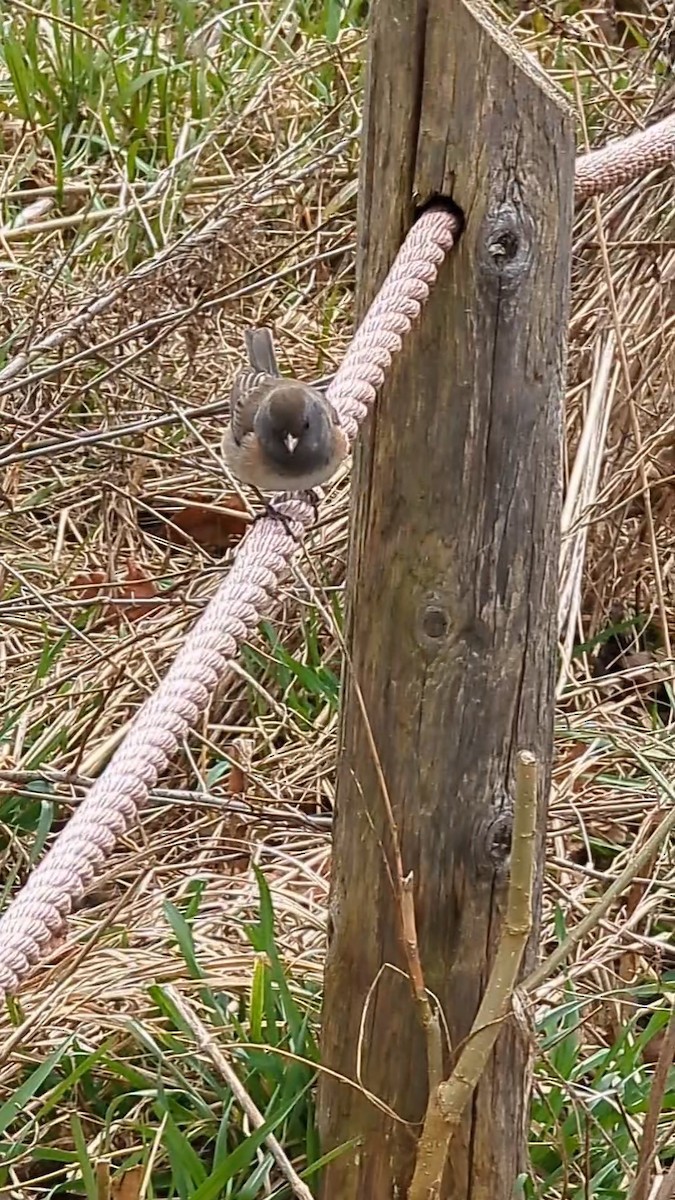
(227, 737), (253, 796)
(111, 1165), (145, 1200)
(642, 1026), (667, 1064)
(117, 559), (160, 623)
(138, 493), (248, 553)
(69, 564), (165, 625)
(71, 568), (107, 602)
(228, 762), (247, 795)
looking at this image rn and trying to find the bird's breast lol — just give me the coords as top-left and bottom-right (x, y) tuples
(222, 429), (343, 492)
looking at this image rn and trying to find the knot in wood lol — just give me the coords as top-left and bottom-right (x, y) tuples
(481, 199), (533, 287)
(485, 810), (513, 871)
(474, 805), (513, 879)
(416, 598), (451, 650)
(422, 605), (448, 640)
(490, 226), (519, 262)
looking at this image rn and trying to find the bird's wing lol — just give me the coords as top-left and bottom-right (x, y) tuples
(244, 327), (279, 376)
(326, 394), (342, 426)
(229, 370), (276, 444)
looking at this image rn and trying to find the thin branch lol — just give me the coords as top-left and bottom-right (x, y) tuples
(349, 671), (437, 1038)
(524, 789), (675, 993)
(408, 751), (538, 1199)
(629, 1002), (675, 1200)
(164, 985), (315, 1200)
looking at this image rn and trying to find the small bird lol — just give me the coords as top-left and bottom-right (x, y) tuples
(222, 328), (348, 500)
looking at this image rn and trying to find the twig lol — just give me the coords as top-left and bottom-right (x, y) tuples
(524, 775), (675, 994)
(349, 671), (441, 1057)
(629, 1002), (675, 1200)
(408, 751), (538, 1199)
(656, 1161), (675, 1200)
(163, 985), (315, 1200)
(0, 767), (331, 828)
(0, 132), (355, 393)
(0, 241), (350, 420)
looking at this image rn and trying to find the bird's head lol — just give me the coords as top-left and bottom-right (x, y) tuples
(255, 385), (332, 469)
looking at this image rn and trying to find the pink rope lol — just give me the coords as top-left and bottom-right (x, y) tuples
(575, 112), (675, 201)
(325, 214), (454, 438)
(0, 210), (458, 998)
(1, 110), (674, 998)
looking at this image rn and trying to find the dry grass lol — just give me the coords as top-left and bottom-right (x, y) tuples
(0, 0), (674, 1194)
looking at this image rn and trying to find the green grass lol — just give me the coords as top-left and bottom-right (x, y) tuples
(529, 981), (675, 1198)
(241, 615), (342, 727)
(0, 0), (366, 181)
(0, 0), (367, 299)
(1, 873), (330, 1198)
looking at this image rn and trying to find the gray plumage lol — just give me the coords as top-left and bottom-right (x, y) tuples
(223, 326), (348, 493)
(244, 327), (279, 377)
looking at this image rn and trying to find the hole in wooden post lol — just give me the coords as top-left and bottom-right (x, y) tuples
(415, 194), (465, 240)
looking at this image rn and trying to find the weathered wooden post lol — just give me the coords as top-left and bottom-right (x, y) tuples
(317, 0), (575, 1196)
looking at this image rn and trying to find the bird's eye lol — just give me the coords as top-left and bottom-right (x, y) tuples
(303, 418), (310, 430)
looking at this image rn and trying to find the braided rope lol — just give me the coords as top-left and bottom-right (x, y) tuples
(575, 112), (675, 200)
(1, 112), (674, 998)
(0, 210), (458, 998)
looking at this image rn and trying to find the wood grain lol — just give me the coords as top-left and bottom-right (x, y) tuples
(317, 0), (575, 1196)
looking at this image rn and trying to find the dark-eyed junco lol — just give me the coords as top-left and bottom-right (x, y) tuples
(222, 328), (348, 497)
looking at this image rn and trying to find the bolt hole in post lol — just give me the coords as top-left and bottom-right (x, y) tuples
(415, 194), (466, 241)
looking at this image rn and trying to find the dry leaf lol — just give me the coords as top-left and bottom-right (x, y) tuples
(117, 559), (160, 623)
(111, 1165), (145, 1200)
(96, 1160), (110, 1200)
(227, 761), (247, 795)
(227, 737), (253, 796)
(71, 568), (107, 602)
(138, 492), (248, 553)
(71, 563), (163, 624)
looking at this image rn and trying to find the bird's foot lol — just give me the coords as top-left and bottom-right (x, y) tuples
(253, 500), (297, 541)
(302, 489), (320, 522)
(251, 489), (319, 538)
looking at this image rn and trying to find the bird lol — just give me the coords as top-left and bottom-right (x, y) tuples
(222, 328), (348, 506)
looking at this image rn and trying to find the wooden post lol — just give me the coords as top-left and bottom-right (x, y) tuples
(317, 1), (575, 1197)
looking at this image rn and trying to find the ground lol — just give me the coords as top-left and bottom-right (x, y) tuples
(0, 1), (674, 1197)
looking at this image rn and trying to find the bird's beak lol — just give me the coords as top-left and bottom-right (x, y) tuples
(284, 433), (299, 454)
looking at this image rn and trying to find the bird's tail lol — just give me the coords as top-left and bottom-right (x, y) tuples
(244, 327), (279, 376)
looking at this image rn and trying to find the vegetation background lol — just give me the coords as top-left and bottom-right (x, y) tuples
(0, 0), (673, 1196)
